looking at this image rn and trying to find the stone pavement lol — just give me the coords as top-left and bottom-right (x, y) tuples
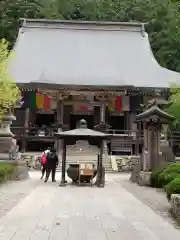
(0, 176), (40, 219)
(0, 172), (180, 239)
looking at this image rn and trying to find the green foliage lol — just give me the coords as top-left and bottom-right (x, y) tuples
(0, 0), (43, 48)
(0, 162), (15, 182)
(0, 38), (21, 118)
(158, 163), (180, 186)
(167, 84), (180, 129)
(158, 172), (180, 187)
(165, 177), (180, 200)
(162, 163), (180, 174)
(1, 0), (180, 72)
(151, 167), (165, 187)
(151, 163), (180, 187)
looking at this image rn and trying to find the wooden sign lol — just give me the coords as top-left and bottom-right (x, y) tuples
(79, 163), (93, 176)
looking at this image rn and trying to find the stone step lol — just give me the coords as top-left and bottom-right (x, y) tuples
(57, 162), (113, 173)
(56, 168), (114, 173)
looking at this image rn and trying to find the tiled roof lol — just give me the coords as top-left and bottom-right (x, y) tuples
(9, 19), (180, 88)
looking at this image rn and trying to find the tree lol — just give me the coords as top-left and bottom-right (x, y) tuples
(166, 83), (180, 129)
(0, 39), (21, 119)
(0, 0), (43, 48)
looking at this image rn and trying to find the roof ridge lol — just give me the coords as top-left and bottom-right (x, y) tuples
(20, 18), (145, 32)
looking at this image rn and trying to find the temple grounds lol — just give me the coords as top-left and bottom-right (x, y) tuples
(0, 172), (180, 239)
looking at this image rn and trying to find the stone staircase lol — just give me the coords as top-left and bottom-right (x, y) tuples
(56, 140), (114, 173)
(111, 136), (133, 154)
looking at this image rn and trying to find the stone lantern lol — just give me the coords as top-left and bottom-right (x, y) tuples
(0, 103), (29, 180)
(0, 111), (17, 160)
(135, 101), (174, 185)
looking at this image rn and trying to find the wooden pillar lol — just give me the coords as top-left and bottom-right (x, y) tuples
(21, 108), (29, 152)
(56, 98), (64, 153)
(97, 139), (105, 188)
(100, 101), (105, 122)
(100, 101), (108, 155)
(55, 91), (65, 154)
(59, 139), (66, 186)
(57, 99), (64, 126)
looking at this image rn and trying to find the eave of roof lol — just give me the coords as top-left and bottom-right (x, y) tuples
(9, 18), (180, 88)
(136, 105), (175, 121)
(55, 128), (112, 139)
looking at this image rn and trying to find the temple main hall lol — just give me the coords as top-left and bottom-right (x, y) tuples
(9, 19), (180, 153)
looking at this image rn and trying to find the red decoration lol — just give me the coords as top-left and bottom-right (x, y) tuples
(43, 95), (51, 110)
(115, 96), (122, 112)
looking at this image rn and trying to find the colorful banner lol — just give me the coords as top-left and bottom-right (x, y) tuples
(22, 92), (51, 110)
(36, 93), (44, 109)
(108, 96), (130, 112)
(115, 96), (122, 112)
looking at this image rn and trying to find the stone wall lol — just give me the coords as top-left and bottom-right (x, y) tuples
(171, 194), (180, 219)
(21, 153), (41, 169)
(116, 156), (139, 172)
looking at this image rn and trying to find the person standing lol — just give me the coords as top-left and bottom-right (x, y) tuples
(40, 147), (51, 180)
(44, 148), (59, 182)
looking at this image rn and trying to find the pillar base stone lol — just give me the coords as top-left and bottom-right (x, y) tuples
(138, 171), (152, 186)
(12, 161), (29, 181)
(0, 160), (29, 181)
(171, 194), (180, 218)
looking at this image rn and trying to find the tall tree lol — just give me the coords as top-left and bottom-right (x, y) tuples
(167, 83), (180, 129)
(0, 39), (20, 118)
(0, 0), (42, 47)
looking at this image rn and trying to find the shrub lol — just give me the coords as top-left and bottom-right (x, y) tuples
(158, 172), (180, 187)
(151, 168), (165, 187)
(151, 163), (180, 187)
(162, 163), (180, 174)
(0, 163), (15, 182)
(165, 178), (180, 200)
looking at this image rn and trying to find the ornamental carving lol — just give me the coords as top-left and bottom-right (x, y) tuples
(95, 92), (111, 102)
(57, 90), (70, 100)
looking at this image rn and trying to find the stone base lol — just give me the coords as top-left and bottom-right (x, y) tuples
(10, 160), (29, 181)
(171, 194), (180, 218)
(129, 157), (141, 183)
(138, 171), (152, 186)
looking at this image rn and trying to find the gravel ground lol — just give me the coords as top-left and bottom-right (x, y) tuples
(0, 175), (41, 219)
(116, 174), (180, 229)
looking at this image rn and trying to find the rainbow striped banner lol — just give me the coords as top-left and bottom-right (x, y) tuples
(22, 91), (51, 110)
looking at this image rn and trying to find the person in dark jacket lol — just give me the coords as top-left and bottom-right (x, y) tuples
(44, 148), (59, 182)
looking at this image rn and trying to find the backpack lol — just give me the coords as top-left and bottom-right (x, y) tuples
(41, 154), (47, 165)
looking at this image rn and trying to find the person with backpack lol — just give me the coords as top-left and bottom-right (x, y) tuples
(44, 148), (59, 182)
(40, 147), (51, 180)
